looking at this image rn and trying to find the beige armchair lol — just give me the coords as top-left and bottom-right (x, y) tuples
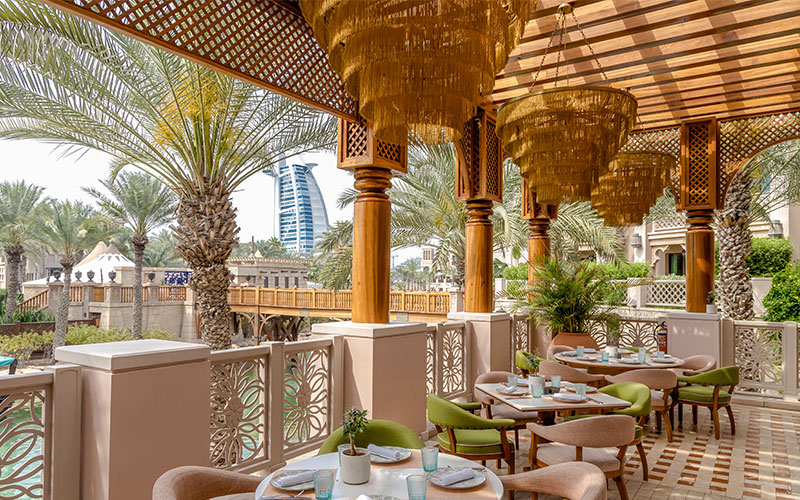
(475, 370), (538, 448)
(501, 462), (608, 500)
(539, 360), (605, 385)
(606, 368), (678, 442)
(546, 344), (573, 360)
(671, 354), (716, 377)
(528, 415), (635, 500)
(153, 466), (261, 500)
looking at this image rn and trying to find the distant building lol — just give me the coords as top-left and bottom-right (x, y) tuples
(265, 159), (329, 255)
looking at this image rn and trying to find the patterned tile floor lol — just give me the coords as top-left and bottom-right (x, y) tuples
(427, 403), (800, 500)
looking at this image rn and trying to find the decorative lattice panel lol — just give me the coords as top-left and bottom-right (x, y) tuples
(45, 0), (358, 120)
(376, 141), (402, 163)
(344, 121), (368, 159)
(718, 110), (800, 204)
(734, 323), (784, 394)
(283, 346), (331, 452)
(485, 119), (501, 198)
(626, 127), (681, 196)
(646, 280), (687, 307)
(588, 316), (662, 352)
(337, 119), (406, 172)
(455, 111), (501, 203)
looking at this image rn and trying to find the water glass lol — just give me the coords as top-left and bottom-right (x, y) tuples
(337, 443), (349, 466)
(638, 347), (647, 364)
(574, 383), (587, 398)
(313, 470), (334, 500)
(576, 345), (585, 357)
(531, 376), (545, 398)
(507, 375), (518, 389)
(421, 446), (438, 472)
(550, 375), (561, 391)
(657, 350), (665, 359)
(407, 474), (427, 500)
(601, 350), (609, 363)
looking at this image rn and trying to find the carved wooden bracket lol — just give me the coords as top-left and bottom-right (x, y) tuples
(337, 119), (407, 173)
(455, 109), (503, 203)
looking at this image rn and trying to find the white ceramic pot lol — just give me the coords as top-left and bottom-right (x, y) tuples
(606, 345), (618, 359)
(340, 447), (371, 484)
(706, 304), (718, 314)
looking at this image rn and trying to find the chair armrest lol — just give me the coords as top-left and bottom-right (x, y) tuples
(153, 466), (261, 500)
(451, 401), (482, 413)
(500, 463), (607, 499)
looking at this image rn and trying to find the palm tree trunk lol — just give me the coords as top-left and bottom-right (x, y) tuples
(716, 173), (755, 320)
(131, 234), (148, 339)
(55, 256), (76, 348)
(173, 182), (238, 350)
(3, 245), (23, 320)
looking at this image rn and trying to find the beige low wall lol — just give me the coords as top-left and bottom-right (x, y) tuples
(88, 302), (194, 338)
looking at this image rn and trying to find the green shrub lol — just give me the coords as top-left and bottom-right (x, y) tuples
(586, 261), (650, 280)
(503, 263), (528, 280)
(763, 263), (800, 322)
(747, 237), (793, 277)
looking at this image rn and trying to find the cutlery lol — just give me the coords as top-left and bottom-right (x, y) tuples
(261, 490), (307, 500)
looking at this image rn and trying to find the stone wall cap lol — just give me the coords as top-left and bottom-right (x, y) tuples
(55, 339), (210, 372)
(447, 311), (511, 322)
(311, 321), (427, 339)
(667, 311), (721, 321)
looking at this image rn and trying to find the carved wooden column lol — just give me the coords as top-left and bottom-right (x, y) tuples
(338, 120), (407, 323)
(521, 180), (558, 284)
(455, 109), (502, 313)
(679, 118), (719, 313)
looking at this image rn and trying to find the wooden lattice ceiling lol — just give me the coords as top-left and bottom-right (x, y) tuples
(40, 0), (800, 131)
(489, 0), (800, 129)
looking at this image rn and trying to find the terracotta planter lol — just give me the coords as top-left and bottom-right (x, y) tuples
(549, 331), (599, 350)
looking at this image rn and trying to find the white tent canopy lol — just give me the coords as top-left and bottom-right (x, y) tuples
(24, 241), (134, 286)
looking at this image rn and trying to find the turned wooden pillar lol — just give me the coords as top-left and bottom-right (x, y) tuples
(679, 118), (719, 313)
(455, 109), (503, 313)
(465, 200), (494, 313)
(521, 182), (558, 284)
(338, 120), (407, 323)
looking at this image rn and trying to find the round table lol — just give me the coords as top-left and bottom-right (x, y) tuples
(255, 452), (503, 500)
(554, 351), (685, 375)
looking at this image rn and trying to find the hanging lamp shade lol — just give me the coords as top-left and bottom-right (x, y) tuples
(591, 150), (675, 226)
(497, 85), (638, 205)
(300, 0), (533, 146)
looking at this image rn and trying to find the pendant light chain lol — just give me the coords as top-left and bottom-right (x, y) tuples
(529, 10), (565, 91)
(569, 9), (609, 84)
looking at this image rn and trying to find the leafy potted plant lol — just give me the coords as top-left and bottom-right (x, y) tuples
(340, 407), (370, 484)
(706, 291), (717, 314)
(510, 259), (623, 349)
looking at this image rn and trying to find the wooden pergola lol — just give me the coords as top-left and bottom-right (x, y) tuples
(41, 0), (800, 316)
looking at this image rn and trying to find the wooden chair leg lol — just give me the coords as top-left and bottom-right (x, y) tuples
(481, 460), (486, 466)
(636, 442), (648, 481)
(655, 411), (662, 432)
(678, 402), (683, 427)
(514, 428), (519, 449)
(613, 475), (629, 500)
(711, 407), (720, 439)
(725, 405), (736, 435)
(496, 459), (501, 468)
(692, 405), (698, 426)
(662, 410), (674, 442)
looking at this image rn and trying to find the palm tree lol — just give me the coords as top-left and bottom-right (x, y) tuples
(144, 229), (183, 268)
(313, 144), (622, 288)
(230, 237), (293, 259)
(0, 0), (336, 349)
(33, 200), (104, 348)
(0, 181), (46, 319)
(84, 172), (177, 338)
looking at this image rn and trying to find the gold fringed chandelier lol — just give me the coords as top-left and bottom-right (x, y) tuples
(591, 151), (675, 226)
(495, 2), (637, 205)
(300, 0), (533, 146)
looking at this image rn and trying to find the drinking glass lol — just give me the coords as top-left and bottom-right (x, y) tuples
(421, 446), (438, 472)
(550, 375), (561, 391)
(337, 444), (349, 466)
(407, 474), (427, 500)
(638, 347), (647, 364)
(657, 350), (665, 359)
(576, 345), (585, 357)
(575, 383), (587, 398)
(506, 375), (518, 390)
(531, 376), (545, 398)
(313, 470), (334, 500)
(601, 350), (609, 363)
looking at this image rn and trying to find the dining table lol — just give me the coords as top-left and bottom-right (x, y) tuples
(474, 382), (631, 425)
(553, 349), (685, 375)
(255, 451), (504, 500)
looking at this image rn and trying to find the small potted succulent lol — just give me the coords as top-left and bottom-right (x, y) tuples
(706, 291), (717, 314)
(340, 407), (370, 484)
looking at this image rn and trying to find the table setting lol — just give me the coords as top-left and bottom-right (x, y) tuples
(554, 345), (685, 374)
(255, 446), (503, 500)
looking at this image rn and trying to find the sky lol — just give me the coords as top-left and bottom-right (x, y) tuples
(0, 139), (418, 263)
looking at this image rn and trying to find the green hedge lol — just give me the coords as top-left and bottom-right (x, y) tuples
(747, 237), (793, 277)
(503, 261), (650, 281)
(503, 263), (528, 280)
(763, 263), (800, 322)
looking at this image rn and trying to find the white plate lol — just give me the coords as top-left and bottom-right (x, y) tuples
(427, 467), (486, 489)
(497, 387), (527, 396)
(269, 470), (316, 491)
(562, 382), (597, 393)
(619, 358), (641, 364)
(369, 446), (413, 464)
(651, 358), (674, 363)
(577, 355), (596, 361)
(581, 348), (598, 353)
(618, 348), (635, 354)
(552, 393), (587, 403)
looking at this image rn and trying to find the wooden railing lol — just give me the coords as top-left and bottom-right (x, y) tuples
(158, 286), (186, 302)
(93, 287), (105, 302)
(120, 287), (134, 303)
(227, 287), (451, 315)
(69, 285), (82, 303)
(18, 290), (48, 314)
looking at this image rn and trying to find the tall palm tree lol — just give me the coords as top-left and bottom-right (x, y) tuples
(0, 0), (336, 349)
(33, 200), (103, 348)
(144, 229), (183, 268)
(0, 181), (45, 319)
(84, 172), (177, 338)
(313, 144), (622, 288)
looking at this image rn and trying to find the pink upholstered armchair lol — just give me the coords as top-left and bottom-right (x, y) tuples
(153, 466), (262, 500)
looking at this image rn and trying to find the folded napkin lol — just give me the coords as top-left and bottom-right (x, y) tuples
(620, 358), (640, 364)
(357, 495), (373, 500)
(367, 443), (402, 460)
(497, 385), (520, 394)
(515, 377), (528, 386)
(273, 470), (315, 488)
(553, 393), (583, 402)
(437, 468), (476, 486)
(561, 351), (578, 357)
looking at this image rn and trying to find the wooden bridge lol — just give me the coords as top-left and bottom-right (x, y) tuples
(227, 287), (453, 322)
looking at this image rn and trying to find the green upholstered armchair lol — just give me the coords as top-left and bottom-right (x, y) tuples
(674, 366), (739, 439)
(599, 382), (652, 481)
(318, 419), (424, 455)
(516, 350), (543, 377)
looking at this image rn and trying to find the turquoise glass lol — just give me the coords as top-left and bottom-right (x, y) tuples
(407, 474), (427, 500)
